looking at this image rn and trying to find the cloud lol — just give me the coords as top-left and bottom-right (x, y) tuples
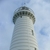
(44, 0), (50, 3)
(0, 0), (4, 3)
(0, 0), (50, 50)
(0, 0), (30, 50)
(28, 0), (50, 50)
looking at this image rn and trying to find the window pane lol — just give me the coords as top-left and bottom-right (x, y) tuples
(32, 30), (34, 35)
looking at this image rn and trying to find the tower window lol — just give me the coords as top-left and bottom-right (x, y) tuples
(26, 11), (27, 14)
(20, 16), (22, 18)
(23, 11), (24, 15)
(35, 48), (36, 50)
(28, 13), (30, 15)
(32, 30), (34, 35)
(17, 13), (19, 16)
(22, 7), (25, 9)
(19, 12), (21, 15)
(22, 7), (29, 10)
(15, 14), (17, 17)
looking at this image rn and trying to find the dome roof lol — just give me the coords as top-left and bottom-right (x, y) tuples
(14, 6), (34, 14)
(13, 6), (35, 24)
(19, 6), (29, 10)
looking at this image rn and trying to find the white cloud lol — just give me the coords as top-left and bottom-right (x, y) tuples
(33, 1), (50, 50)
(44, 0), (50, 3)
(0, 0), (50, 50)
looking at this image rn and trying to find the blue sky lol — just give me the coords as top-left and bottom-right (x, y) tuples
(0, 0), (50, 50)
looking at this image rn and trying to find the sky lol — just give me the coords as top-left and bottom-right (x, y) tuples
(0, 0), (50, 50)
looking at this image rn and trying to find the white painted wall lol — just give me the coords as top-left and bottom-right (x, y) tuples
(10, 16), (38, 50)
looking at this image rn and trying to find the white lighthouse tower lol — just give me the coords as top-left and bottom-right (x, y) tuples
(10, 6), (38, 50)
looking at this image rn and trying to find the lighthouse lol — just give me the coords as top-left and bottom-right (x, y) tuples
(10, 6), (38, 50)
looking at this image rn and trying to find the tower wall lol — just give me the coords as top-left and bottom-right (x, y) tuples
(10, 6), (38, 50)
(10, 16), (38, 50)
